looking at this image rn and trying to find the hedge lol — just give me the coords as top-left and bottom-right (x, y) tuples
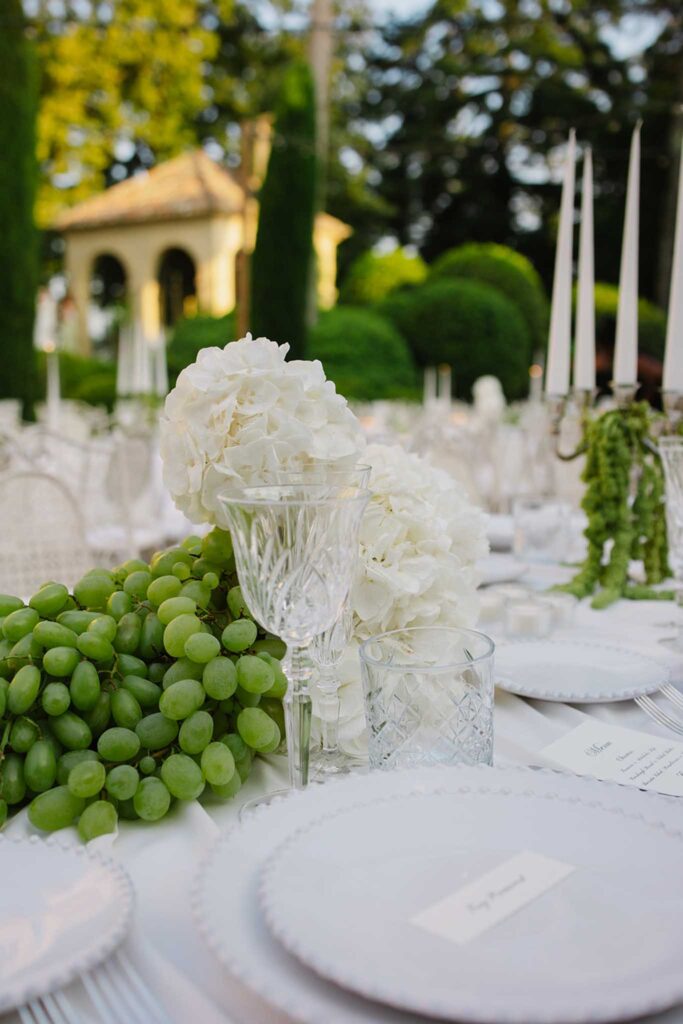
(339, 249), (428, 306)
(167, 312), (236, 382)
(308, 306), (418, 401)
(379, 278), (530, 401)
(592, 282), (666, 361)
(430, 243), (547, 354)
(35, 352), (117, 411)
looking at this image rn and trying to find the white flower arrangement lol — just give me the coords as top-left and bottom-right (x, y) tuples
(160, 335), (365, 524)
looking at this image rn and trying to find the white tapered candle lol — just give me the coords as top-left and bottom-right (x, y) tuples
(574, 148), (595, 391)
(663, 139), (683, 392)
(545, 129), (576, 396)
(613, 122), (641, 386)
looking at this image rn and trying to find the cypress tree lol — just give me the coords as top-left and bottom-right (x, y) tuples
(0, 0), (38, 415)
(250, 61), (317, 359)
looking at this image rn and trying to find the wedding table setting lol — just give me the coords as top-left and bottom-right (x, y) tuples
(2, 125), (683, 1024)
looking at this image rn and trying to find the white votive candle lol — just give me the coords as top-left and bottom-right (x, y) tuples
(540, 591), (578, 629)
(478, 591), (505, 625)
(505, 601), (553, 639)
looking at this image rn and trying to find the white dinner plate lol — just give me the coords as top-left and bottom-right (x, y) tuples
(260, 781), (683, 1024)
(496, 638), (669, 703)
(0, 835), (134, 1013)
(478, 553), (528, 586)
(193, 765), (683, 1024)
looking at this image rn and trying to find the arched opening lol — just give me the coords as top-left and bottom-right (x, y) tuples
(89, 253), (127, 358)
(158, 247), (197, 327)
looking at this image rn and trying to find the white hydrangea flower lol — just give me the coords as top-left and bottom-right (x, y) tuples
(160, 335), (365, 524)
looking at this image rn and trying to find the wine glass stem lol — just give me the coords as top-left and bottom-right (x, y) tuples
(318, 667), (341, 756)
(283, 644), (312, 790)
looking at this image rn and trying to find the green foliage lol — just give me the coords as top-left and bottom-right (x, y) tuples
(380, 278), (530, 401)
(308, 307), (418, 401)
(560, 404), (670, 608)
(0, 0), (38, 416)
(168, 313), (236, 382)
(250, 61), (317, 359)
(593, 283), (667, 361)
(339, 249), (427, 306)
(431, 243), (547, 354)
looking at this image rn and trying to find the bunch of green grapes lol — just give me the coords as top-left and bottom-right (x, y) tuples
(0, 528), (286, 841)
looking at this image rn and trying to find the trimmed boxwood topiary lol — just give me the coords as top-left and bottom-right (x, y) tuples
(592, 282), (666, 361)
(308, 306), (419, 401)
(339, 249), (428, 307)
(430, 243), (547, 355)
(379, 278), (530, 401)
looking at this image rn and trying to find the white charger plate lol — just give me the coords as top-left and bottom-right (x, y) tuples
(193, 765), (683, 1024)
(0, 834), (134, 1013)
(260, 782), (683, 1024)
(478, 553), (528, 586)
(496, 639), (669, 703)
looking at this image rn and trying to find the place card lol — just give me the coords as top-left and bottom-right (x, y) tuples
(539, 720), (683, 797)
(411, 851), (574, 945)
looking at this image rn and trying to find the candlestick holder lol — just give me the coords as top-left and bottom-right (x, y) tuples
(610, 381), (639, 409)
(546, 390), (593, 461)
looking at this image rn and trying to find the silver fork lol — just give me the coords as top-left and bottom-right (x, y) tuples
(81, 951), (172, 1024)
(635, 693), (683, 735)
(660, 683), (683, 712)
(19, 991), (84, 1024)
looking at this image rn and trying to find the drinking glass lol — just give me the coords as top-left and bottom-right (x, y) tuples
(513, 496), (571, 564)
(657, 438), (683, 647)
(359, 626), (494, 770)
(217, 483), (370, 793)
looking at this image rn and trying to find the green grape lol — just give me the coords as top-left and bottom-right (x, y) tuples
(74, 574), (116, 610)
(56, 610), (100, 635)
(34, 620), (79, 648)
(83, 691), (111, 737)
(24, 739), (57, 793)
(220, 733), (254, 783)
(222, 619), (258, 654)
(116, 653), (148, 678)
(210, 772), (242, 799)
(150, 546), (192, 579)
(258, 653), (288, 699)
(146, 575), (182, 607)
(42, 681), (71, 716)
(163, 614), (202, 658)
(138, 755), (156, 775)
(2, 607), (40, 642)
(202, 571), (219, 590)
(107, 590), (133, 621)
(135, 713), (178, 750)
(10, 716), (39, 752)
(180, 580), (211, 608)
(120, 558), (148, 575)
(201, 528), (233, 567)
(0, 594), (24, 616)
(162, 657), (203, 688)
(234, 685), (261, 708)
(57, 749), (100, 786)
(181, 534), (203, 555)
(191, 557), (222, 580)
(87, 615), (117, 643)
(40, 727), (63, 760)
(70, 661), (101, 711)
(97, 727), (141, 762)
(138, 613), (164, 660)
(200, 742), (236, 786)
(0, 798), (7, 827)
(7, 633), (43, 672)
(157, 596), (197, 626)
(123, 570), (152, 600)
(184, 632), (220, 665)
(172, 562), (191, 580)
(178, 710), (214, 754)
(51, 711), (93, 751)
(77, 632), (114, 662)
(260, 697), (286, 740)
(111, 688), (143, 729)
(160, 753), (205, 800)
(133, 777), (171, 821)
(0, 687), (5, 717)
(0, 639), (12, 677)
(113, 612), (142, 655)
(0, 752), (26, 804)
(147, 662), (166, 684)
(202, 656), (237, 700)
(257, 728), (282, 755)
(29, 583), (69, 618)
(227, 586), (253, 621)
(253, 636), (287, 660)
(78, 800), (118, 841)
(117, 796), (140, 820)
(43, 646), (80, 678)
(121, 674), (161, 709)
(236, 654), (274, 694)
(68, 759), (106, 798)
(158, 678), (205, 720)
(237, 707), (280, 753)
(28, 786), (85, 832)
(8, 664), (41, 714)
(105, 764), (139, 800)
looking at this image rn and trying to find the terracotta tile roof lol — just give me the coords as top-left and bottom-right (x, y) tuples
(56, 150), (245, 231)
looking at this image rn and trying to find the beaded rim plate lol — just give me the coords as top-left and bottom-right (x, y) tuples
(192, 765), (682, 1024)
(0, 834), (134, 1013)
(495, 639), (669, 703)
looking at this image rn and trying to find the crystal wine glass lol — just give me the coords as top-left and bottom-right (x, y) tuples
(217, 483), (370, 794)
(657, 437), (683, 648)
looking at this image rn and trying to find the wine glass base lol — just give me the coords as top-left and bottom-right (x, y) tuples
(310, 749), (366, 780)
(238, 788), (291, 823)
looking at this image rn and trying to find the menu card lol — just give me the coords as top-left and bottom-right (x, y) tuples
(539, 720), (683, 797)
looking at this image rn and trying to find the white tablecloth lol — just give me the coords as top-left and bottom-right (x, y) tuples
(4, 567), (683, 1024)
